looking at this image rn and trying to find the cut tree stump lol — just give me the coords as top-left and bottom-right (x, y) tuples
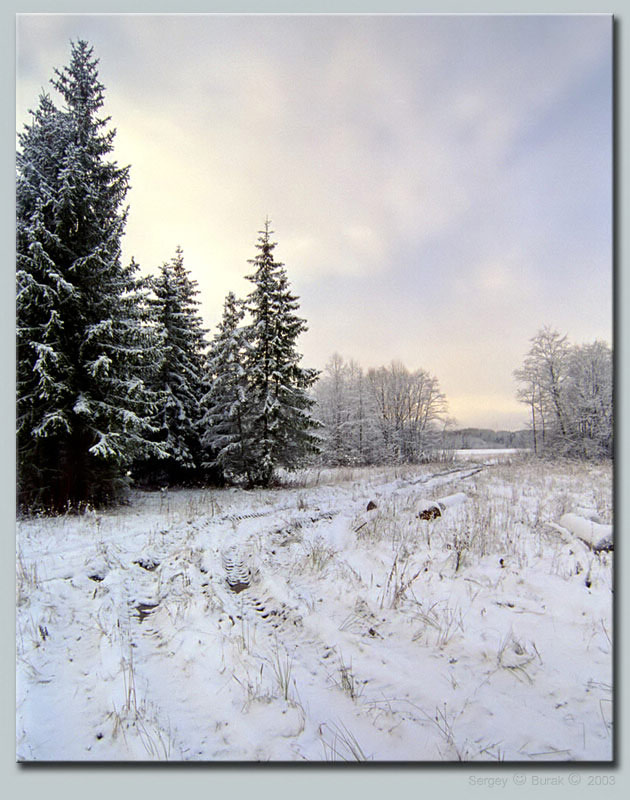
(419, 504), (443, 520)
(417, 492), (468, 520)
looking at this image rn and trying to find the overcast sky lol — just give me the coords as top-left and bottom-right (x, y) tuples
(16, 13), (612, 430)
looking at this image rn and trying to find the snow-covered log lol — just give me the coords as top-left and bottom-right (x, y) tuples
(558, 513), (613, 552)
(418, 492), (468, 520)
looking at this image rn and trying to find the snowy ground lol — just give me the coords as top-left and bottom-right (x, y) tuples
(16, 457), (613, 762)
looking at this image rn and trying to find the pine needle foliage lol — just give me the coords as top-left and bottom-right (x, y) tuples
(241, 219), (320, 486)
(135, 247), (209, 486)
(17, 40), (161, 512)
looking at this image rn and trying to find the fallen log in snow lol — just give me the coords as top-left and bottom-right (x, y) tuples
(558, 513), (613, 552)
(353, 492), (468, 532)
(417, 492), (468, 520)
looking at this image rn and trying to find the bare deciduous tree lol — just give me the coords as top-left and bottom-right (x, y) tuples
(514, 327), (612, 458)
(314, 356), (448, 465)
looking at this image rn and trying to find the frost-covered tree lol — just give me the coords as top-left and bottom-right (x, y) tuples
(566, 340), (612, 457)
(315, 354), (447, 465)
(514, 327), (572, 454)
(314, 354), (382, 465)
(241, 220), (319, 486)
(366, 362), (448, 462)
(313, 353), (354, 465)
(345, 358), (381, 464)
(514, 363), (544, 455)
(314, 356), (447, 465)
(514, 327), (612, 458)
(199, 292), (251, 483)
(17, 40), (160, 511)
(134, 247), (209, 485)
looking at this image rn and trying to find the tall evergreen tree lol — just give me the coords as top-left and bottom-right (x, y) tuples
(17, 93), (74, 507)
(199, 292), (251, 483)
(17, 40), (160, 511)
(242, 220), (319, 486)
(135, 247), (209, 485)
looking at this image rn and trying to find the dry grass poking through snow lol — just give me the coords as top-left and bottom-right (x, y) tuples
(16, 456), (613, 761)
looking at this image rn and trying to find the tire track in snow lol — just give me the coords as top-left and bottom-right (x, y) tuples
(205, 507), (437, 750)
(114, 466), (488, 757)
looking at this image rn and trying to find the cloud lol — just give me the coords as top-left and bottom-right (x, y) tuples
(15, 14), (612, 428)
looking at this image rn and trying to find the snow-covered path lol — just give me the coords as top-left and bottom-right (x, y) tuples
(16, 459), (613, 761)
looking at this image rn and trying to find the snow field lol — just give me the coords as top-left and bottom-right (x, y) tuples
(16, 458), (612, 761)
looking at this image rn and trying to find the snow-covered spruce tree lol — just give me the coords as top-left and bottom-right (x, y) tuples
(134, 247), (209, 486)
(17, 40), (161, 511)
(241, 220), (319, 486)
(199, 292), (251, 484)
(17, 93), (73, 510)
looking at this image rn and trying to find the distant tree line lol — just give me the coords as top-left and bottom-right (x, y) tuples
(313, 354), (449, 465)
(442, 428), (530, 450)
(514, 326), (612, 458)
